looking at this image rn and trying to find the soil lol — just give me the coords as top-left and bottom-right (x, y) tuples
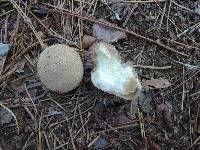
(0, 0), (200, 150)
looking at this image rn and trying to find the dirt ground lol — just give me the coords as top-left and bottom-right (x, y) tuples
(0, 0), (200, 149)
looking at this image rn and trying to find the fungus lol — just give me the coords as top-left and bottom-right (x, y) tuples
(37, 44), (84, 93)
(90, 42), (142, 100)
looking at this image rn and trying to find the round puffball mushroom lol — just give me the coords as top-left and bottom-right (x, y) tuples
(37, 44), (84, 93)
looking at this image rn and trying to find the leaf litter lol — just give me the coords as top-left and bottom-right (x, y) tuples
(0, 1), (200, 149)
(142, 78), (171, 91)
(92, 19), (126, 42)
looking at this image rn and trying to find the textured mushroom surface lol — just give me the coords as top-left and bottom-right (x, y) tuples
(91, 42), (142, 100)
(37, 44), (83, 92)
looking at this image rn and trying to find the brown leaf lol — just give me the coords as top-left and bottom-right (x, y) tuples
(82, 35), (96, 49)
(92, 19), (126, 43)
(111, 113), (132, 126)
(142, 78), (171, 91)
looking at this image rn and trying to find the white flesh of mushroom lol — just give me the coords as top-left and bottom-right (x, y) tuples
(91, 42), (142, 100)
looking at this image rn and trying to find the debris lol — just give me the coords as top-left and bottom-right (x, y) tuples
(142, 78), (171, 91)
(82, 35), (96, 49)
(0, 107), (13, 125)
(37, 44), (84, 92)
(194, 6), (200, 15)
(31, 5), (48, 17)
(0, 43), (10, 56)
(111, 113), (132, 126)
(94, 137), (108, 149)
(92, 19), (126, 43)
(104, 0), (128, 21)
(90, 42), (141, 100)
(184, 64), (200, 70)
(138, 90), (153, 113)
(64, 16), (72, 39)
(14, 59), (26, 73)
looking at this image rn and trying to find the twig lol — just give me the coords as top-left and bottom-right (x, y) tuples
(50, 98), (97, 128)
(0, 64), (18, 82)
(87, 135), (100, 148)
(181, 66), (185, 111)
(10, 9), (21, 44)
(78, 0), (84, 58)
(90, 120), (139, 136)
(24, 83), (38, 114)
(29, 11), (78, 47)
(158, 0), (167, 29)
(11, 0), (44, 48)
(43, 131), (51, 150)
(163, 37), (200, 51)
(45, 4), (188, 57)
(190, 136), (200, 148)
(38, 111), (44, 150)
(22, 132), (34, 150)
(167, 70), (200, 95)
(172, 1), (194, 13)
(177, 22), (200, 38)
(68, 125), (76, 150)
(133, 65), (171, 69)
(0, 9), (15, 17)
(190, 91), (200, 97)
(123, 0), (166, 3)
(153, 0), (195, 42)
(123, 3), (138, 27)
(166, 0), (172, 32)
(4, 14), (9, 42)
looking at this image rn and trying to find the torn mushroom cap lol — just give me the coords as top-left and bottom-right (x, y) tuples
(91, 42), (142, 100)
(37, 44), (84, 93)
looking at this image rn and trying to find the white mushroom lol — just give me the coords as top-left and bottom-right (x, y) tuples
(90, 42), (142, 100)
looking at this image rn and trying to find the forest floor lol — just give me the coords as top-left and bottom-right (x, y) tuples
(0, 0), (200, 149)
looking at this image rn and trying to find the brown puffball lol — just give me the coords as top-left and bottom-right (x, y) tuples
(37, 44), (84, 93)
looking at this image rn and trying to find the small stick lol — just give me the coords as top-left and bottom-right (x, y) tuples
(133, 65), (171, 69)
(90, 120), (139, 136)
(68, 125), (76, 150)
(158, 0), (167, 30)
(163, 37), (200, 51)
(87, 135), (100, 148)
(166, 0), (172, 32)
(121, 0), (166, 3)
(181, 66), (185, 111)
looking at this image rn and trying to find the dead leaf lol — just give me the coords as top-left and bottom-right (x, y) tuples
(0, 43), (10, 56)
(142, 78), (171, 91)
(14, 59), (26, 73)
(92, 19), (126, 43)
(112, 113), (132, 126)
(138, 90), (153, 113)
(0, 107), (13, 125)
(82, 35), (96, 49)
